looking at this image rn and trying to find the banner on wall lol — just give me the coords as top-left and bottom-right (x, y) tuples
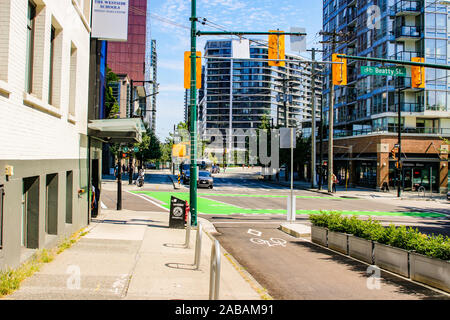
(91, 0), (129, 41)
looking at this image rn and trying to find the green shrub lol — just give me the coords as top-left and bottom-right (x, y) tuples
(309, 212), (450, 261)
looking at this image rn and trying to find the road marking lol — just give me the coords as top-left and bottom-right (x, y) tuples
(128, 191), (169, 211)
(250, 238), (287, 247)
(248, 229), (262, 237)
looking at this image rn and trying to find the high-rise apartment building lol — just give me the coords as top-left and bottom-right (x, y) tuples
(322, 0), (450, 192)
(202, 39), (322, 151)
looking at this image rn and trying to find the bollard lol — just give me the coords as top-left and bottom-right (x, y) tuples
(194, 222), (202, 270)
(209, 240), (221, 300)
(184, 207), (191, 248)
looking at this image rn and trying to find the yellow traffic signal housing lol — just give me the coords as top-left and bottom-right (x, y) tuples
(411, 57), (425, 89)
(172, 144), (187, 157)
(332, 53), (347, 86)
(184, 51), (202, 89)
(391, 148), (398, 160)
(268, 30), (285, 67)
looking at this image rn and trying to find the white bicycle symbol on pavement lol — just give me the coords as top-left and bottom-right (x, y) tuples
(250, 238), (287, 247)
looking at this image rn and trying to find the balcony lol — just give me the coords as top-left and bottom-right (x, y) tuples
(390, 0), (421, 16)
(394, 77), (424, 91)
(387, 102), (424, 113)
(331, 126), (450, 139)
(390, 51), (421, 62)
(394, 26), (422, 40)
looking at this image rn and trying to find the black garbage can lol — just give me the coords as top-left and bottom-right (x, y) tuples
(169, 196), (187, 229)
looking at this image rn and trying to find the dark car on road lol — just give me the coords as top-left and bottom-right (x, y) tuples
(183, 170), (214, 189)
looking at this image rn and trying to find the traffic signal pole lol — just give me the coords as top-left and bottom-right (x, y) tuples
(188, 0), (306, 225)
(189, 0), (198, 226)
(397, 85), (402, 198)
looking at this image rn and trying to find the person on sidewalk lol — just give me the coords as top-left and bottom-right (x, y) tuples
(332, 173), (338, 193)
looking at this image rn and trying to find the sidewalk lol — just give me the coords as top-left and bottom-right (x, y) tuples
(264, 177), (447, 202)
(4, 208), (267, 300)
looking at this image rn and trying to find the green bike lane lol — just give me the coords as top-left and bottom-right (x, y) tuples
(130, 190), (446, 218)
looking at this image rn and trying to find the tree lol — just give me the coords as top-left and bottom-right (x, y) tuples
(134, 123), (162, 166)
(105, 67), (120, 119)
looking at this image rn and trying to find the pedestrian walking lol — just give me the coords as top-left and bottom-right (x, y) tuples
(332, 173), (338, 193)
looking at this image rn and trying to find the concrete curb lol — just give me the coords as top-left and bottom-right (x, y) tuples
(167, 174), (179, 190)
(279, 224), (450, 297)
(278, 224), (311, 238)
(198, 217), (273, 300)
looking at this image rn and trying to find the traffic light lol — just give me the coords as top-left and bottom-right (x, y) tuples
(411, 57), (425, 89)
(122, 153), (127, 158)
(268, 30), (285, 67)
(391, 148), (397, 161)
(332, 53), (347, 86)
(184, 51), (202, 89)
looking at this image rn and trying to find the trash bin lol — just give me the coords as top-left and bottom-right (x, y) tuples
(169, 196), (186, 229)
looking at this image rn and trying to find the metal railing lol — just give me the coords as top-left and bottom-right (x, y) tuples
(209, 240), (221, 300)
(184, 210), (191, 249)
(390, 0), (421, 15)
(194, 222), (203, 270)
(394, 26), (422, 38)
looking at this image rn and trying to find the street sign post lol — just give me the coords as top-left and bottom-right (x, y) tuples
(360, 66), (407, 77)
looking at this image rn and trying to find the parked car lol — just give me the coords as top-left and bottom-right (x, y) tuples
(183, 170), (190, 184)
(211, 165), (220, 174)
(146, 163), (156, 169)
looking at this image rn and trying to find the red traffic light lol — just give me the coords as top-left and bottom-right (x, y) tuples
(122, 153), (126, 158)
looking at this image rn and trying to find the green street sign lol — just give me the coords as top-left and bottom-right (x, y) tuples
(122, 146), (129, 153)
(133, 147), (139, 153)
(361, 66), (407, 77)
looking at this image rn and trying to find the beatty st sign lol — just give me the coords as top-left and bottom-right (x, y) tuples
(361, 66), (407, 77)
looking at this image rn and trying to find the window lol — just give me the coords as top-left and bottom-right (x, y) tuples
(48, 26), (55, 104)
(0, 185), (4, 249)
(25, 1), (36, 93)
(69, 44), (78, 117)
(0, 1), (11, 82)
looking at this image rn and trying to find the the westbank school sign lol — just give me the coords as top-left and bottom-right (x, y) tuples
(91, 0), (129, 42)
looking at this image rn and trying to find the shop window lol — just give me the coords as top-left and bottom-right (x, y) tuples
(0, 185), (4, 249)
(23, 177), (40, 249)
(66, 171), (73, 224)
(45, 174), (58, 235)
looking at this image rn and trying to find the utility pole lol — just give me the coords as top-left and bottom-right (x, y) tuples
(308, 48), (318, 188)
(320, 30), (351, 193)
(397, 83), (402, 197)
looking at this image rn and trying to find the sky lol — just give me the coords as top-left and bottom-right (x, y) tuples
(148, 0), (323, 141)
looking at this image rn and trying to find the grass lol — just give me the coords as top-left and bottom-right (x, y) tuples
(0, 228), (87, 298)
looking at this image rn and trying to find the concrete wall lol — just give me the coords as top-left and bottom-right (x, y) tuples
(0, 0), (92, 271)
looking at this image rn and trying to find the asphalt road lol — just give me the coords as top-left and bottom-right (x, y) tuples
(100, 169), (450, 300)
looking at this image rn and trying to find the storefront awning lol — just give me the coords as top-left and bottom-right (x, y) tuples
(88, 118), (146, 143)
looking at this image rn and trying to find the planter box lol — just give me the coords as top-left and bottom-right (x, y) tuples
(311, 225), (327, 247)
(374, 242), (409, 277)
(410, 252), (450, 293)
(348, 235), (373, 264)
(328, 231), (348, 254)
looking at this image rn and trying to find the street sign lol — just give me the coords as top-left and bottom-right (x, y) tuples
(280, 128), (296, 149)
(361, 66), (407, 77)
